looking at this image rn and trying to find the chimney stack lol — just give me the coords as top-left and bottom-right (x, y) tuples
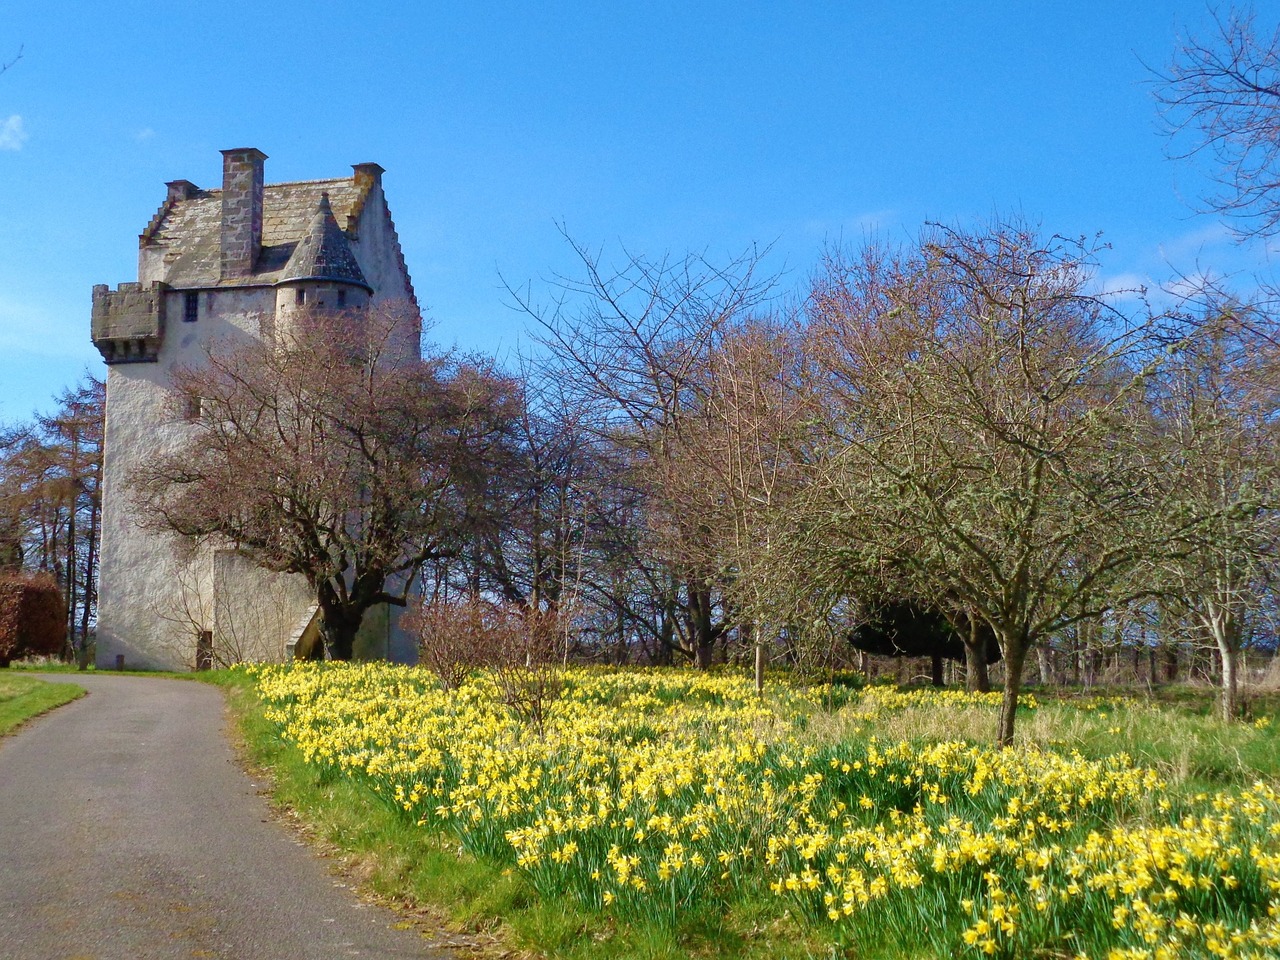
(352, 162), (384, 191)
(220, 148), (267, 279)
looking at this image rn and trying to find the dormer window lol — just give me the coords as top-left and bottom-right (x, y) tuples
(183, 291), (199, 323)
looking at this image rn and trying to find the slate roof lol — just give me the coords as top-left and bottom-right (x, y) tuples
(278, 193), (371, 291)
(140, 177), (373, 288)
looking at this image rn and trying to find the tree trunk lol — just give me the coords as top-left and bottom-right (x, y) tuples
(689, 580), (716, 669)
(317, 582), (362, 661)
(1204, 607), (1242, 723)
(1217, 634), (1240, 723)
(1085, 646), (1100, 687)
(655, 592), (676, 665)
(963, 618), (991, 693)
(613, 583), (628, 665)
(930, 652), (944, 688)
(996, 635), (1029, 747)
(319, 615), (357, 661)
(64, 457), (77, 663)
(77, 490), (98, 670)
(1036, 645), (1053, 685)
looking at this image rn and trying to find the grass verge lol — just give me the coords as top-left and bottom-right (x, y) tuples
(0, 673), (84, 736)
(207, 669), (824, 960)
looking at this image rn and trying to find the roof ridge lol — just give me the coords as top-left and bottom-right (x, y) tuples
(169, 177), (356, 199)
(264, 176), (354, 188)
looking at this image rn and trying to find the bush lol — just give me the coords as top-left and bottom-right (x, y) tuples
(404, 596), (503, 690)
(0, 572), (66, 667)
(406, 596), (565, 732)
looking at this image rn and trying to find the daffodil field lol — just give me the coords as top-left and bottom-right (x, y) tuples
(246, 662), (1280, 959)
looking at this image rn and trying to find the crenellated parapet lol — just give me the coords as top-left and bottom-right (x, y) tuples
(91, 281), (167, 363)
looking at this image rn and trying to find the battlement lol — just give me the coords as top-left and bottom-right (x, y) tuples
(91, 281), (167, 363)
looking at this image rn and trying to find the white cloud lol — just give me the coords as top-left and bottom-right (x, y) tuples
(0, 114), (27, 151)
(1156, 222), (1234, 265)
(135, 127), (155, 142)
(800, 209), (899, 243)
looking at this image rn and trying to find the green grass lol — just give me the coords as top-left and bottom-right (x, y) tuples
(841, 693), (1280, 794)
(0, 672), (84, 736)
(9, 660), (196, 680)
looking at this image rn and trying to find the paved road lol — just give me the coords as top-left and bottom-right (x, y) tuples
(0, 674), (441, 960)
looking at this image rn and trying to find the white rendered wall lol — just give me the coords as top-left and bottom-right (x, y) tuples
(94, 288), (316, 669)
(352, 182), (421, 361)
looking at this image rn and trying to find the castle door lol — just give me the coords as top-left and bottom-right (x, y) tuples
(196, 630), (213, 671)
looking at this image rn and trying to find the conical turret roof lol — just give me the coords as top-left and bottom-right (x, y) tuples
(277, 192), (371, 291)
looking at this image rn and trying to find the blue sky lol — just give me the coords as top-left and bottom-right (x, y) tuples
(0, 1), (1274, 422)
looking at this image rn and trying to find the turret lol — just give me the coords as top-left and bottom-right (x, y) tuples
(273, 192), (371, 329)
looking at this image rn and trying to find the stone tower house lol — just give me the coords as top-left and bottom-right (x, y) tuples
(91, 148), (420, 670)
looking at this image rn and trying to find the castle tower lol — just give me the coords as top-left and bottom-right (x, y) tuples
(91, 150), (419, 670)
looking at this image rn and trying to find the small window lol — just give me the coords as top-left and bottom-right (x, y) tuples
(184, 395), (202, 421)
(337, 289), (347, 307)
(295, 288), (306, 305)
(183, 291), (199, 323)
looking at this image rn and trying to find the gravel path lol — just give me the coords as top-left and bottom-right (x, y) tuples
(0, 674), (442, 960)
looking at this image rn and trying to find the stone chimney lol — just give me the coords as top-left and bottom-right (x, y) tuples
(352, 162), (384, 191)
(219, 148), (267, 279)
(165, 180), (199, 203)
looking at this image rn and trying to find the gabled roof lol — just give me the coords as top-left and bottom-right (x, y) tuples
(140, 177), (373, 288)
(277, 193), (371, 291)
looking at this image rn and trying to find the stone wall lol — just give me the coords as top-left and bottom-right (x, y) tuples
(90, 282), (166, 364)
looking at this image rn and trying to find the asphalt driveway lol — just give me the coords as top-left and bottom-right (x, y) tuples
(0, 674), (442, 960)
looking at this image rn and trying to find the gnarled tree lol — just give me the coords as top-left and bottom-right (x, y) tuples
(132, 305), (520, 660)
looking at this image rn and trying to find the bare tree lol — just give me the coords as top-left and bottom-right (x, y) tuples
(802, 220), (1157, 745)
(132, 305), (520, 661)
(38, 378), (103, 665)
(1156, 6), (1280, 240)
(0, 375), (103, 665)
(683, 317), (817, 688)
(0, 45), (21, 77)
(1138, 304), (1280, 720)
(512, 232), (775, 667)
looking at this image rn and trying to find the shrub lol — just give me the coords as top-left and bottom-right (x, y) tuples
(404, 596), (504, 690)
(406, 596), (565, 732)
(0, 572), (66, 667)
